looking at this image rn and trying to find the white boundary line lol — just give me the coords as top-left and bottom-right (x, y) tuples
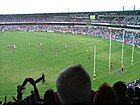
(95, 59), (140, 80)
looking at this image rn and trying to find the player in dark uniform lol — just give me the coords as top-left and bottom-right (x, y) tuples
(121, 65), (124, 71)
(93, 73), (96, 80)
(40, 47), (44, 55)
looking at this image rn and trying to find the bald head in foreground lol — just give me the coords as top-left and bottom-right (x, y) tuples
(56, 64), (94, 105)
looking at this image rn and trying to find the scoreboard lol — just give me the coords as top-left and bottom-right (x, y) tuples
(90, 15), (96, 20)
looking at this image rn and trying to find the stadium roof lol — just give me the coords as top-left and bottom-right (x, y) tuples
(0, 10), (140, 16)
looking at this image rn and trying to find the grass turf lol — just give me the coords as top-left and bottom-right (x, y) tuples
(0, 31), (140, 101)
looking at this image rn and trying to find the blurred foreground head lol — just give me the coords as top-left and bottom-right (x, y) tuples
(56, 64), (91, 105)
(94, 82), (118, 105)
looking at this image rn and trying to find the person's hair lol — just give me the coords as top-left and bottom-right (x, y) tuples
(113, 81), (127, 98)
(127, 87), (134, 101)
(43, 88), (57, 105)
(134, 87), (140, 97)
(56, 64), (91, 105)
(94, 82), (118, 105)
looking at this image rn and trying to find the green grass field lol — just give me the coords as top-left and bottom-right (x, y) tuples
(0, 31), (140, 101)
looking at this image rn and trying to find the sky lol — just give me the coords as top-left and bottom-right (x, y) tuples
(0, 0), (140, 14)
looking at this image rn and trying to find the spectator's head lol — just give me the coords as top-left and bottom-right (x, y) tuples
(134, 87), (140, 97)
(127, 87), (134, 100)
(56, 64), (91, 105)
(113, 81), (127, 98)
(94, 82), (118, 105)
(43, 88), (57, 105)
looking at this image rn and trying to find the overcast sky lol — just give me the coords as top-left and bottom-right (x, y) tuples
(0, 0), (140, 14)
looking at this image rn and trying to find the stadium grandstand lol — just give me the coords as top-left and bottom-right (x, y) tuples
(0, 10), (140, 46)
(0, 10), (140, 105)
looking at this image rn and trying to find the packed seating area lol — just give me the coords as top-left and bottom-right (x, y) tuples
(0, 65), (140, 105)
(0, 15), (86, 23)
(0, 10), (140, 25)
(0, 25), (140, 47)
(127, 79), (140, 88)
(92, 16), (140, 25)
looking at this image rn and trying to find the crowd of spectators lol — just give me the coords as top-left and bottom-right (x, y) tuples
(127, 79), (140, 88)
(91, 17), (140, 26)
(0, 13), (140, 25)
(0, 15), (86, 23)
(0, 64), (139, 105)
(0, 25), (140, 47)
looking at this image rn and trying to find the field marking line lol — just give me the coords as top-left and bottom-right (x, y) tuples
(84, 62), (107, 74)
(95, 59), (140, 80)
(113, 39), (140, 56)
